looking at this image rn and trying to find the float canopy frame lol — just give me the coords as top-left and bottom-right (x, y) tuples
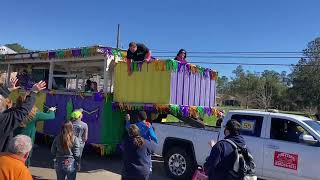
(0, 46), (115, 94)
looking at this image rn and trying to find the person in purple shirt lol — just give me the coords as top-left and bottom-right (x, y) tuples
(174, 49), (187, 63)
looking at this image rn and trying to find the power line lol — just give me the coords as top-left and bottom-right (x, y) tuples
(188, 61), (320, 67)
(154, 55), (311, 59)
(152, 51), (306, 54)
(149, 49), (320, 67)
(189, 62), (292, 66)
(150, 49), (315, 54)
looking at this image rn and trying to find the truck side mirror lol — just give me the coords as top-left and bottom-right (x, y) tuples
(299, 134), (318, 145)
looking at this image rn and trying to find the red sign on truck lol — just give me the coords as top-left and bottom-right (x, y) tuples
(274, 151), (298, 170)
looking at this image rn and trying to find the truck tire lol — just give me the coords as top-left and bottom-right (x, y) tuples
(164, 147), (195, 180)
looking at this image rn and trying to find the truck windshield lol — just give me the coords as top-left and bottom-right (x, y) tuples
(305, 120), (320, 135)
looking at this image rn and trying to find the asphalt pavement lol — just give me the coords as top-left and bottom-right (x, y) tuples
(30, 144), (170, 180)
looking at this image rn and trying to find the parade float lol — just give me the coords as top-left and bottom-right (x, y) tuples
(0, 45), (218, 155)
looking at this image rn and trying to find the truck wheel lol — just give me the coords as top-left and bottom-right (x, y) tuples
(164, 147), (195, 180)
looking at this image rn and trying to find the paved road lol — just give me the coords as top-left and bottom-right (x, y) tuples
(30, 144), (170, 180)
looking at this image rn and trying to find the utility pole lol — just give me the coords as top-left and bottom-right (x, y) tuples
(116, 24), (120, 49)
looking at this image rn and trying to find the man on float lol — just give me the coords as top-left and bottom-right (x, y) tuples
(126, 42), (152, 75)
(126, 42), (151, 62)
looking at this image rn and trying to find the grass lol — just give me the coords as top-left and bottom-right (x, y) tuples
(165, 114), (218, 126)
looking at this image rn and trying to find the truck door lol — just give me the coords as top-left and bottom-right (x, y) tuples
(229, 114), (266, 177)
(263, 117), (320, 180)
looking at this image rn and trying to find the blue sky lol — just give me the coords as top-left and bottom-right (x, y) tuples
(1, 0), (320, 78)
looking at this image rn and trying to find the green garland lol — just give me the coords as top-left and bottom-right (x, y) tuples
(197, 66), (205, 75)
(81, 47), (90, 57)
(112, 49), (122, 58)
(169, 104), (180, 116)
(166, 59), (178, 72)
(132, 62), (139, 72)
(56, 50), (65, 59)
(197, 106), (205, 118)
(66, 98), (73, 121)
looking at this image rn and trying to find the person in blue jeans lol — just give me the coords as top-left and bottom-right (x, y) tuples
(51, 121), (80, 180)
(125, 111), (158, 173)
(71, 109), (88, 170)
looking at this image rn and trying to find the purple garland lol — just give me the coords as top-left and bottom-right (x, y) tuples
(99, 47), (113, 56)
(143, 104), (155, 112)
(178, 62), (186, 72)
(204, 68), (210, 78)
(185, 64), (191, 74)
(180, 105), (189, 117)
(72, 49), (81, 57)
(138, 62), (143, 72)
(204, 107), (212, 116)
(49, 51), (56, 59)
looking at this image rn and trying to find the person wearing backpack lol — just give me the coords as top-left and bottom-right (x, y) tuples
(204, 119), (256, 180)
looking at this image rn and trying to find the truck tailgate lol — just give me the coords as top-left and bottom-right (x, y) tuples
(153, 123), (220, 165)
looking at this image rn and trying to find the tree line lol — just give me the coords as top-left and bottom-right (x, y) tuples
(217, 37), (320, 114)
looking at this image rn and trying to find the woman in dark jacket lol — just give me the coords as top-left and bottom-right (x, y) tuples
(0, 80), (46, 152)
(122, 124), (157, 180)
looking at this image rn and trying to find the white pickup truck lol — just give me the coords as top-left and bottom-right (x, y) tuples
(153, 110), (320, 180)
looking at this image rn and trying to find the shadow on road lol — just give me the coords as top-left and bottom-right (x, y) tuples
(31, 144), (168, 180)
(32, 175), (55, 180)
(31, 145), (123, 173)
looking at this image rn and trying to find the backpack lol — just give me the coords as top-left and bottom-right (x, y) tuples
(224, 139), (256, 179)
